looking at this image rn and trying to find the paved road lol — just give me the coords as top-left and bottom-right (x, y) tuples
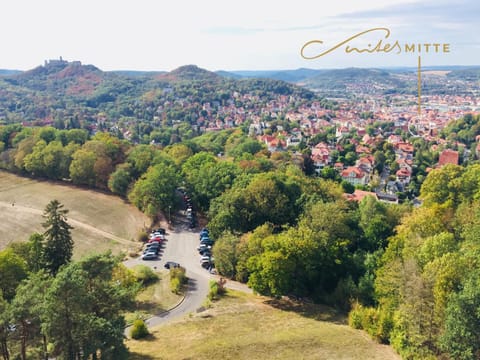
(124, 213), (251, 331)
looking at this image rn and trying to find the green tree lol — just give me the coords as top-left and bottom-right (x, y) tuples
(212, 232), (240, 278)
(0, 292), (11, 360)
(128, 162), (179, 218)
(42, 200), (74, 275)
(126, 144), (157, 178)
(23, 139), (47, 177)
(182, 153), (240, 211)
(358, 196), (394, 250)
(65, 129), (88, 145)
(164, 143), (193, 166)
(420, 164), (463, 207)
(10, 272), (52, 360)
(208, 172), (301, 237)
(440, 272), (480, 360)
(108, 163), (134, 196)
(69, 148), (96, 186)
(44, 255), (134, 360)
(0, 248), (28, 301)
(27, 233), (45, 273)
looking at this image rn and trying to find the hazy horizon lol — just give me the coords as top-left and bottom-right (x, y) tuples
(1, 60), (479, 74)
(1, 0), (478, 72)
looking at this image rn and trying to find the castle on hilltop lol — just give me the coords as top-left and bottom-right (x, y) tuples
(44, 57), (81, 67)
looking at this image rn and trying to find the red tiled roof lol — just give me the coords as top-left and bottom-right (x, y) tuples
(343, 190), (377, 202)
(341, 166), (365, 179)
(438, 149), (459, 166)
(396, 168), (412, 177)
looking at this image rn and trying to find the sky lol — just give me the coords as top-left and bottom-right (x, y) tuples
(0, 0), (478, 71)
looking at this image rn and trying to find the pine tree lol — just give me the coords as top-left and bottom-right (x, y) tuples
(42, 200), (74, 275)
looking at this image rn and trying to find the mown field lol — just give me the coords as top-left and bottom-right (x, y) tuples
(126, 290), (400, 360)
(0, 171), (149, 258)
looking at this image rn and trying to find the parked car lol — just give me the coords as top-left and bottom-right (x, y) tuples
(154, 228), (166, 235)
(164, 261), (180, 269)
(146, 241), (161, 248)
(197, 244), (212, 253)
(199, 248), (212, 256)
(200, 239), (214, 247)
(148, 238), (162, 244)
(144, 244), (160, 254)
(149, 232), (165, 240)
(141, 252), (158, 260)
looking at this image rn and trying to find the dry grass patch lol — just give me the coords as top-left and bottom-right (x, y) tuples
(0, 171), (149, 257)
(126, 291), (400, 360)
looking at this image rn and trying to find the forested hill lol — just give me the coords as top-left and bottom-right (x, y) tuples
(0, 60), (317, 130)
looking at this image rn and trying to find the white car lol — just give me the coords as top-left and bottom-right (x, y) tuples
(142, 251), (158, 260)
(149, 232), (165, 240)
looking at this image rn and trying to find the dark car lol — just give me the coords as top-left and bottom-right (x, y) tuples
(144, 244), (160, 254)
(155, 228), (166, 235)
(164, 261), (180, 269)
(200, 239), (214, 247)
(198, 244), (212, 253)
(199, 248), (212, 257)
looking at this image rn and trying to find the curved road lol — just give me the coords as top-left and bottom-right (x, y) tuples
(124, 214), (251, 332)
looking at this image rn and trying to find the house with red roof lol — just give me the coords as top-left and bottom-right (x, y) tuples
(311, 142), (331, 172)
(341, 166), (369, 186)
(357, 156), (375, 173)
(396, 168), (412, 185)
(438, 149), (459, 166)
(344, 189), (377, 202)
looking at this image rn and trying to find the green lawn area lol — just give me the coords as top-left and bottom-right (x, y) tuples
(126, 290), (400, 360)
(125, 269), (184, 325)
(0, 170), (149, 258)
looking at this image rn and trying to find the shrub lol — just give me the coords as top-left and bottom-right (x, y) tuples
(138, 231), (149, 243)
(170, 266), (187, 294)
(208, 281), (219, 301)
(133, 265), (158, 285)
(361, 307), (379, 339)
(170, 277), (181, 294)
(348, 303), (393, 343)
(130, 319), (149, 339)
(376, 308), (394, 344)
(208, 278), (227, 301)
(324, 276), (358, 311)
(348, 302), (364, 329)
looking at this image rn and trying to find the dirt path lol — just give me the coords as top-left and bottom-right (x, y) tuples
(0, 201), (134, 246)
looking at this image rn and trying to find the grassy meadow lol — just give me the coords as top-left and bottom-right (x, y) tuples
(0, 171), (149, 258)
(126, 290), (400, 360)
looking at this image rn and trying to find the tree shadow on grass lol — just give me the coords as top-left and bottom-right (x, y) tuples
(128, 351), (157, 360)
(136, 299), (169, 314)
(263, 297), (346, 325)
